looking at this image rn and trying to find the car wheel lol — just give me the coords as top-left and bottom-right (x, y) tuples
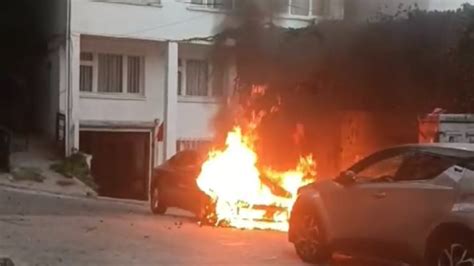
(293, 214), (331, 264)
(426, 232), (474, 266)
(150, 185), (167, 215)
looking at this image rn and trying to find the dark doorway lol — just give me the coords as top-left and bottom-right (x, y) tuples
(80, 131), (150, 200)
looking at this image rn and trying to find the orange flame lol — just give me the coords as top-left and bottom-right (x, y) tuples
(197, 126), (316, 232)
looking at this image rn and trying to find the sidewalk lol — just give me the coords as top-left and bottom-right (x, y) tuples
(0, 137), (97, 198)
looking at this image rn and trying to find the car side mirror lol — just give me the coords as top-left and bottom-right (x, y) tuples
(336, 170), (356, 186)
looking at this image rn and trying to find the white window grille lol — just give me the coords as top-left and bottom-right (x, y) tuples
(176, 139), (211, 152)
(191, 0), (237, 10)
(99, 0), (161, 6)
(79, 52), (144, 95)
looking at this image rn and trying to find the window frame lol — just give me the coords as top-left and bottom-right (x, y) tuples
(394, 152), (459, 182)
(79, 51), (145, 98)
(79, 52), (95, 93)
(353, 153), (408, 184)
(348, 148), (462, 184)
(278, 0), (330, 18)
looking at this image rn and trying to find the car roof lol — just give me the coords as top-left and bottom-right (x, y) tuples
(391, 143), (474, 158)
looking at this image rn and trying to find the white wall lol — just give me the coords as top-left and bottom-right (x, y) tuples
(177, 101), (221, 139)
(429, 0), (472, 11)
(71, 0), (319, 41)
(79, 36), (165, 123)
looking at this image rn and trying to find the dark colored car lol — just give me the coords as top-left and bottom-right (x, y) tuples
(289, 143), (474, 266)
(149, 150), (214, 221)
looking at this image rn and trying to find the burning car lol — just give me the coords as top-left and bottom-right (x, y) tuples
(289, 143), (474, 266)
(150, 126), (317, 231)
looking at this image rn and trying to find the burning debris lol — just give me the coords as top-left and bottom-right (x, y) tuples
(196, 86), (316, 232)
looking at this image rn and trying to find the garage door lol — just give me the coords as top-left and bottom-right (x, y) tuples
(80, 131), (151, 200)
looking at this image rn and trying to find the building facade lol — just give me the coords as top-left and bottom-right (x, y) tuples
(41, 0), (344, 199)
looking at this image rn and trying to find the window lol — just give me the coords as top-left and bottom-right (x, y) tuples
(354, 152), (457, 183)
(98, 54), (123, 93)
(396, 153), (456, 181)
(99, 0), (161, 6)
(178, 59), (222, 97)
(291, 0), (310, 16)
(355, 154), (406, 183)
(312, 0), (328, 16)
(79, 53), (93, 92)
(191, 0), (236, 10)
(278, 0), (329, 16)
(79, 52), (144, 95)
(127, 56), (143, 93)
(186, 60), (208, 96)
(176, 139), (211, 153)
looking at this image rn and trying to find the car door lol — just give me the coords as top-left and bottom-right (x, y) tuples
(171, 151), (203, 212)
(365, 152), (459, 260)
(322, 149), (412, 254)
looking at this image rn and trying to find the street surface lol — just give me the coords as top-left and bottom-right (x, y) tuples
(0, 187), (402, 266)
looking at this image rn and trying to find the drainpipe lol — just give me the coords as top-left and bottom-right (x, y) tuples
(65, 0), (72, 157)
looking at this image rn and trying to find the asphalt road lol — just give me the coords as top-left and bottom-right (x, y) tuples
(0, 187), (402, 266)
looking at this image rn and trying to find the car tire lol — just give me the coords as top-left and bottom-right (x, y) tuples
(150, 184), (167, 215)
(292, 213), (331, 264)
(425, 230), (474, 266)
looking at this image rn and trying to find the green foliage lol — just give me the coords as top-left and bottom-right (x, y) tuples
(50, 153), (98, 191)
(11, 167), (45, 183)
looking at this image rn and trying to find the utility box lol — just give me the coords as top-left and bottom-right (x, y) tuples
(419, 113), (474, 144)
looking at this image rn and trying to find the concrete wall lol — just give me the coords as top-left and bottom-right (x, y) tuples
(176, 101), (221, 139)
(79, 36), (165, 123)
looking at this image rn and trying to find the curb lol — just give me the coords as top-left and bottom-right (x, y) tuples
(0, 183), (146, 206)
(0, 182), (95, 199)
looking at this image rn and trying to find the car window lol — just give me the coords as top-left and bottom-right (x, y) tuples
(354, 154), (407, 183)
(395, 153), (456, 181)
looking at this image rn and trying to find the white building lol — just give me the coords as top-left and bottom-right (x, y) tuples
(41, 0), (344, 199)
(429, 0), (473, 11)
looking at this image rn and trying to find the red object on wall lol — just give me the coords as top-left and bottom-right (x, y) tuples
(156, 122), (164, 141)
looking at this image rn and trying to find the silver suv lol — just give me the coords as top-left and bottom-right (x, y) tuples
(289, 143), (474, 265)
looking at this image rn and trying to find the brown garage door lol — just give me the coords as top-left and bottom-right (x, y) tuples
(80, 131), (150, 200)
